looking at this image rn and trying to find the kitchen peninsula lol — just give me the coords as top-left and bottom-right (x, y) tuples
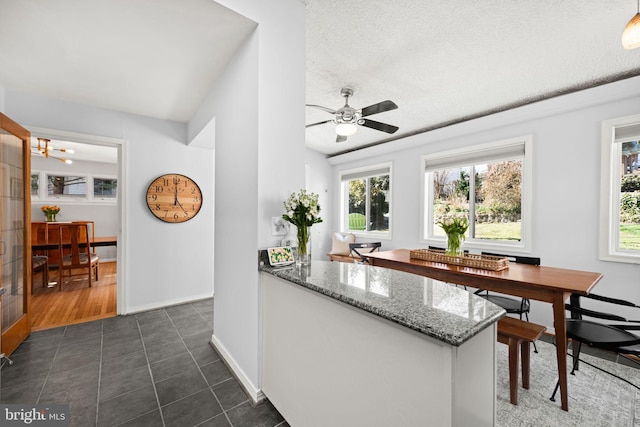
(260, 260), (505, 427)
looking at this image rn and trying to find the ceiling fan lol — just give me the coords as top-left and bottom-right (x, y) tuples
(306, 88), (399, 143)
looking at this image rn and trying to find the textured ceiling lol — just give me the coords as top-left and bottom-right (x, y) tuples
(305, 0), (640, 156)
(1, 1), (640, 160)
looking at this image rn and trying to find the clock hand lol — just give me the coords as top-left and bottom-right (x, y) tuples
(176, 198), (188, 213)
(174, 184), (179, 205)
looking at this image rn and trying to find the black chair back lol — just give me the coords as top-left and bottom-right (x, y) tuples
(481, 251), (540, 266)
(349, 242), (382, 263)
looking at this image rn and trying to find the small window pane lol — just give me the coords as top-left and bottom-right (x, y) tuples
(432, 167), (470, 238)
(348, 179), (366, 230)
(619, 140), (640, 251)
(47, 175), (87, 197)
(31, 174), (39, 196)
(369, 175), (389, 232)
(94, 178), (118, 198)
(474, 160), (522, 242)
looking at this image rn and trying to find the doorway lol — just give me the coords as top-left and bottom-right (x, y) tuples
(28, 127), (125, 331)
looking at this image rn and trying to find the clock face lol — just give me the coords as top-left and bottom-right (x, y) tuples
(146, 174), (202, 223)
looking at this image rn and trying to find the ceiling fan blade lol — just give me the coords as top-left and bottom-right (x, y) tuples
(306, 104), (337, 114)
(336, 135), (348, 143)
(360, 100), (398, 117)
(361, 119), (399, 134)
(305, 120), (333, 128)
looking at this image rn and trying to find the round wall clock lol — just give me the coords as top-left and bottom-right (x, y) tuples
(146, 173), (203, 223)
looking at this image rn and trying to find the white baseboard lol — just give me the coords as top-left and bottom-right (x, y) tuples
(124, 293), (213, 315)
(210, 335), (265, 405)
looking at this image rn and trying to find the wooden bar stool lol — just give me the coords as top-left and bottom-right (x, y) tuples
(497, 316), (546, 405)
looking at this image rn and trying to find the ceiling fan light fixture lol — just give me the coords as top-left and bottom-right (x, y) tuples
(336, 122), (358, 136)
(622, 1), (640, 49)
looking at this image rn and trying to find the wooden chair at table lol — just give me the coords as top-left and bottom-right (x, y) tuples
(31, 222), (49, 289)
(73, 220), (96, 254)
(31, 255), (49, 291)
(57, 223), (100, 290)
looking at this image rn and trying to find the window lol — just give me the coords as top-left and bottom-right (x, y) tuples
(31, 174), (39, 196)
(422, 136), (532, 251)
(94, 178), (118, 199)
(31, 171), (117, 202)
(600, 114), (640, 263)
(47, 174), (87, 197)
(340, 163), (391, 235)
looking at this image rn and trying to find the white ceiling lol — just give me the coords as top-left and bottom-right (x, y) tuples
(2, 0), (640, 159)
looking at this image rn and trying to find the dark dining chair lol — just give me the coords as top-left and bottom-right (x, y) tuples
(550, 293), (640, 402)
(32, 255), (49, 291)
(57, 223), (100, 290)
(349, 242), (382, 263)
(475, 252), (541, 352)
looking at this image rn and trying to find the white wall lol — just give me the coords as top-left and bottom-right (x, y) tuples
(328, 75), (640, 331)
(194, 0), (305, 401)
(1, 0), (304, 404)
(3, 88), (215, 313)
(305, 147), (333, 257)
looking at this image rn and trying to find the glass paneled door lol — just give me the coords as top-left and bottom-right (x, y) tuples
(0, 113), (31, 356)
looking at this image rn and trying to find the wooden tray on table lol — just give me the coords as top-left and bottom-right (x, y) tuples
(409, 248), (509, 271)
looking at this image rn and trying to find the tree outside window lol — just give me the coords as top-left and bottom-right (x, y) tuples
(423, 136), (531, 250)
(431, 160), (522, 242)
(94, 178), (118, 198)
(47, 175), (87, 197)
(600, 115), (640, 263)
(31, 174), (39, 196)
(342, 165), (391, 234)
(619, 140), (640, 250)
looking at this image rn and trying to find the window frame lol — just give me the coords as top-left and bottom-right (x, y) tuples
(93, 176), (118, 200)
(46, 173), (88, 198)
(599, 113), (640, 264)
(420, 135), (533, 253)
(30, 170), (118, 204)
(339, 162), (392, 239)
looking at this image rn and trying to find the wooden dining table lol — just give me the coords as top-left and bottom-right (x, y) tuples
(31, 235), (117, 251)
(364, 249), (603, 412)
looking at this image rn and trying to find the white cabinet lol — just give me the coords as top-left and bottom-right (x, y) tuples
(261, 273), (497, 427)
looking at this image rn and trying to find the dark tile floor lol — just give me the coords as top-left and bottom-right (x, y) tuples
(3, 301), (637, 427)
(0, 298), (289, 427)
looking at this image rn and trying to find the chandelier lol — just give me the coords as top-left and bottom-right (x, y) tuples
(32, 138), (74, 164)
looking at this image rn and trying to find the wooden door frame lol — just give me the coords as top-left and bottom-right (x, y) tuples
(0, 112), (32, 356)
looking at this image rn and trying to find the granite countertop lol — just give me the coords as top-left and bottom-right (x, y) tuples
(260, 260), (505, 346)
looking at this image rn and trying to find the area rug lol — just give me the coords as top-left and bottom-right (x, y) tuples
(495, 340), (640, 426)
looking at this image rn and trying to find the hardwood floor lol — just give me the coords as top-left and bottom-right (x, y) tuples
(30, 261), (117, 331)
